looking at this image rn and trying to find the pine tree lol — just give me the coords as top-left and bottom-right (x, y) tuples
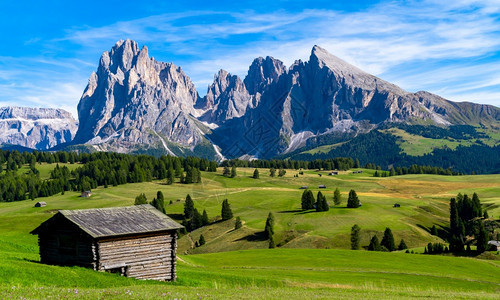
(151, 192), (165, 214)
(221, 199), (233, 220)
(269, 168), (276, 177)
(449, 197), (464, 252)
(483, 210), (489, 219)
(269, 235), (276, 248)
(198, 234), (206, 246)
(389, 167), (396, 176)
(278, 168), (286, 177)
(333, 188), (341, 205)
(190, 208), (203, 230)
(476, 221), (489, 253)
(368, 235), (381, 251)
(134, 193), (147, 205)
(253, 169), (259, 179)
(398, 239), (408, 250)
(230, 166), (237, 178)
(316, 191), (325, 212)
(350, 224), (361, 250)
(184, 194), (195, 219)
(354, 158), (360, 168)
(347, 189), (360, 208)
(234, 216), (242, 229)
(222, 166), (230, 177)
(381, 227), (395, 251)
(301, 190), (315, 210)
(202, 209), (209, 226)
(472, 192), (482, 218)
(265, 212), (275, 238)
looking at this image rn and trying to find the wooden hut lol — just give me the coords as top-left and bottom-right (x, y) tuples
(30, 204), (183, 281)
(34, 201), (47, 207)
(318, 185), (327, 189)
(80, 191), (92, 198)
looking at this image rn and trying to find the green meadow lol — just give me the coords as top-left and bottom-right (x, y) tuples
(0, 166), (499, 298)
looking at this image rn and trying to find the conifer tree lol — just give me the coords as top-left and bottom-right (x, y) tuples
(190, 208), (203, 230)
(230, 166), (237, 178)
(202, 209), (209, 226)
(476, 221), (489, 253)
(301, 189), (315, 210)
(269, 235), (276, 248)
(253, 169), (259, 179)
(134, 193), (147, 205)
(350, 224), (361, 250)
(151, 191), (165, 213)
(222, 166), (230, 177)
(368, 235), (381, 251)
(347, 189), (360, 208)
(381, 227), (395, 251)
(221, 199), (233, 220)
(184, 194), (195, 219)
(234, 216), (242, 229)
(198, 234), (206, 246)
(398, 239), (408, 250)
(270, 168), (276, 177)
(265, 212), (275, 238)
(278, 168), (286, 177)
(333, 188), (341, 205)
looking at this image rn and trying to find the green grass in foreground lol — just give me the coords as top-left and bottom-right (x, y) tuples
(1, 166), (500, 298)
(0, 247), (499, 299)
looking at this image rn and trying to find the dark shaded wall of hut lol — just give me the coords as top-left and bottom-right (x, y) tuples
(96, 231), (177, 281)
(37, 218), (96, 268)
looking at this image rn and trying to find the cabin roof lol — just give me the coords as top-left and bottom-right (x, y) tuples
(31, 204), (183, 238)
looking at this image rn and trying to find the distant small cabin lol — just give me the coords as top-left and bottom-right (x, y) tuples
(393, 203), (401, 208)
(318, 185), (327, 189)
(352, 171), (363, 174)
(80, 191), (92, 198)
(328, 171), (338, 175)
(488, 240), (500, 251)
(30, 204), (183, 281)
(299, 186), (309, 189)
(34, 201), (46, 207)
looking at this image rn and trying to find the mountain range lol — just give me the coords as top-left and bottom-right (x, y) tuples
(2, 39), (499, 167)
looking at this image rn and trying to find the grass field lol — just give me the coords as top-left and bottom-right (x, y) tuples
(0, 165), (499, 298)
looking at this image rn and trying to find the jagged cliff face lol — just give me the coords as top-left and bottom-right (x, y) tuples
(0, 107), (77, 150)
(209, 45), (500, 158)
(74, 40), (203, 154)
(198, 70), (253, 124)
(71, 40), (500, 159)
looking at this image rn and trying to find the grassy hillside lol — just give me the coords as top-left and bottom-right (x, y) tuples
(1, 166), (499, 298)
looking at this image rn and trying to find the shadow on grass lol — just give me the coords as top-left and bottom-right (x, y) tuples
(234, 231), (267, 242)
(167, 213), (184, 221)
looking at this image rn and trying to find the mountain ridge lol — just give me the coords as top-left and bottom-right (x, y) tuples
(2, 39), (499, 162)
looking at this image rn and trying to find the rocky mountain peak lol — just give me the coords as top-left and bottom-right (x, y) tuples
(199, 69), (253, 124)
(244, 56), (286, 95)
(0, 107), (77, 150)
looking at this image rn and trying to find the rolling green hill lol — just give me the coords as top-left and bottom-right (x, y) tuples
(0, 166), (499, 298)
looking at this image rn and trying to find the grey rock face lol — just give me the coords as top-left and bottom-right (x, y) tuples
(0, 107), (77, 150)
(72, 40), (499, 159)
(198, 70), (253, 124)
(210, 45), (500, 158)
(74, 39), (203, 154)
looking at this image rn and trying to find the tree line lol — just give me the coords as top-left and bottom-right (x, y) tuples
(0, 150), (217, 202)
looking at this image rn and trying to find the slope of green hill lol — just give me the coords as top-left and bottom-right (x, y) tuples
(1, 166), (499, 298)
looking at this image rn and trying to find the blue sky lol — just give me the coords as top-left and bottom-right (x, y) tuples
(1, 0), (499, 117)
